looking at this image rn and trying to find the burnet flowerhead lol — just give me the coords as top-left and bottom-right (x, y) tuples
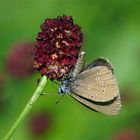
(32, 15), (84, 80)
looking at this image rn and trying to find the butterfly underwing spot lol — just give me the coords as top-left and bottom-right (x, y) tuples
(102, 89), (105, 92)
(96, 77), (100, 80)
(96, 93), (100, 96)
(100, 81), (103, 84)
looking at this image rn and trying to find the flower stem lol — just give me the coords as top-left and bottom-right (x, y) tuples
(3, 75), (47, 140)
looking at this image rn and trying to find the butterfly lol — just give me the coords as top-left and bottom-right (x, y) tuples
(58, 52), (121, 115)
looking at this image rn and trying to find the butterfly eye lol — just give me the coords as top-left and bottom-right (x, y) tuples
(58, 87), (64, 94)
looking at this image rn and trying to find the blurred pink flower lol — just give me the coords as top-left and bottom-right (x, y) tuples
(29, 111), (53, 136)
(121, 87), (136, 105)
(113, 129), (138, 140)
(6, 41), (34, 78)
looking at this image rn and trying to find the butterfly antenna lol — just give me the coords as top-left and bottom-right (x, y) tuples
(56, 94), (65, 104)
(52, 81), (59, 90)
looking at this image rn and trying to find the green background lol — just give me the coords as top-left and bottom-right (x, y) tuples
(1, 0), (140, 140)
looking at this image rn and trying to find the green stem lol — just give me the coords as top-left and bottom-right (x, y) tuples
(3, 75), (47, 140)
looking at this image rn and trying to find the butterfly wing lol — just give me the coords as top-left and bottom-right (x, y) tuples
(84, 57), (114, 73)
(70, 65), (119, 102)
(70, 92), (121, 115)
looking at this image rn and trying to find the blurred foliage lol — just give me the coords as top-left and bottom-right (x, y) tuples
(0, 0), (140, 140)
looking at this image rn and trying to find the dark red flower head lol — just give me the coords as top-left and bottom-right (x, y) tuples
(33, 15), (84, 80)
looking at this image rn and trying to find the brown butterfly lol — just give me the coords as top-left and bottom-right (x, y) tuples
(58, 52), (121, 115)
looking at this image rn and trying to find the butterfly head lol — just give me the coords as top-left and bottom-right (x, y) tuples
(58, 76), (74, 94)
